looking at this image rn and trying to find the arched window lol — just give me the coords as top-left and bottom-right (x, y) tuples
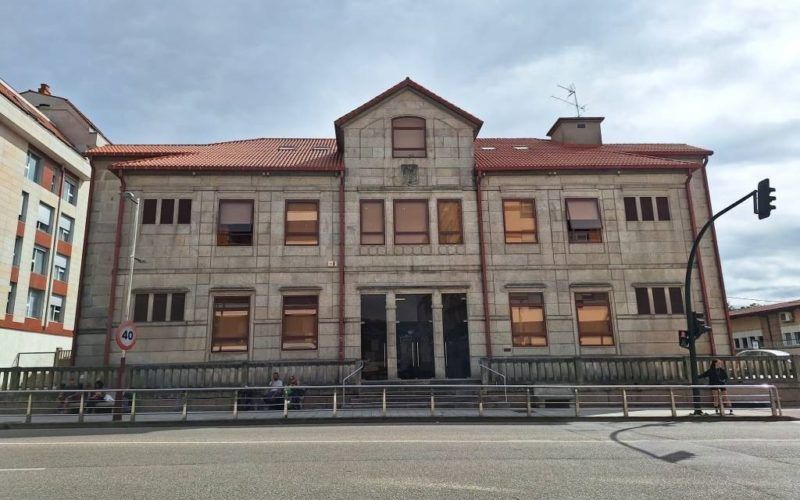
(392, 117), (426, 158)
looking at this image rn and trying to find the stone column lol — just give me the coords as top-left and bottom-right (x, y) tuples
(432, 291), (445, 379)
(386, 291), (398, 379)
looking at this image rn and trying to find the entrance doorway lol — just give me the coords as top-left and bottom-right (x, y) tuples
(396, 294), (435, 379)
(443, 293), (471, 378)
(360, 294), (387, 380)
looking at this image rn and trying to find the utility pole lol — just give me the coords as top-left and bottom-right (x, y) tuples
(683, 178), (775, 415)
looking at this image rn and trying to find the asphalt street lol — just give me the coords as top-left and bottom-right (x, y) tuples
(1, 421), (798, 499)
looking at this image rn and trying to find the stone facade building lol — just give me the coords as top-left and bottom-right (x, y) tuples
(75, 78), (733, 379)
(0, 81), (106, 367)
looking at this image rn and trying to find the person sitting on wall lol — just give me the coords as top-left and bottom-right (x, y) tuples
(86, 380), (115, 413)
(286, 375), (305, 410)
(264, 372), (284, 410)
(56, 377), (83, 413)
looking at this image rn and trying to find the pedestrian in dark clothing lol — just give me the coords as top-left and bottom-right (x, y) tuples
(700, 359), (732, 415)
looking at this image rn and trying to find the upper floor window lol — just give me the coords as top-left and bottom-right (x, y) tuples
(217, 200), (253, 246)
(24, 151), (42, 183)
(58, 214), (74, 243)
(575, 292), (614, 346)
(437, 200), (463, 244)
(62, 176), (78, 205)
(159, 199), (175, 224)
(49, 294), (65, 323)
(360, 200), (385, 245)
(12, 237), (23, 267)
(142, 199), (157, 224)
(392, 117), (426, 158)
(624, 196), (671, 222)
(142, 198), (192, 225)
(565, 198), (602, 243)
(31, 245), (49, 275)
(26, 289), (44, 319)
(503, 199), (537, 244)
(394, 200), (429, 244)
(37, 202), (54, 234)
(212, 296), (250, 352)
(282, 295), (319, 350)
(6, 282), (16, 315)
(53, 253), (69, 282)
(133, 291), (187, 323)
(48, 166), (60, 194)
(285, 201), (320, 246)
(19, 191), (28, 222)
(177, 199), (192, 224)
(635, 286), (684, 315)
(509, 292), (547, 347)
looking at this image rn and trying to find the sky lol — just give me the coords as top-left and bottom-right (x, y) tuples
(1, 0), (798, 307)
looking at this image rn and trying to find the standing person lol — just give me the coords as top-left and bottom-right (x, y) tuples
(286, 375), (304, 410)
(264, 372), (284, 410)
(700, 359), (732, 415)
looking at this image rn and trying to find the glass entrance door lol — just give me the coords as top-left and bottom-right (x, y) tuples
(360, 294), (387, 380)
(443, 293), (471, 378)
(396, 294), (435, 379)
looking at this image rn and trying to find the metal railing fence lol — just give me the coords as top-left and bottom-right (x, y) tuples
(0, 383), (781, 424)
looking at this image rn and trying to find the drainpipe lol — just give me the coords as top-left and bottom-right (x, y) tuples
(684, 167), (716, 355)
(699, 158), (736, 354)
(71, 162), (96, 364)
(103, 175), (126, 365)
(337, 172), (346, 361)
(474, 169), (493, 358)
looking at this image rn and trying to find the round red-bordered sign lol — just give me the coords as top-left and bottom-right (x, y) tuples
(115, 321), (138, 351)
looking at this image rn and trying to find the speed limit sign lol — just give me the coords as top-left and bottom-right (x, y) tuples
(116, 321), (138, 351)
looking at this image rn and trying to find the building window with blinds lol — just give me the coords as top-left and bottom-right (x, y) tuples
(565, 198), (602, 243)
(360, 200), (385, 245)
(58, 214), (74, 243)
(437, 200), (463, 244)
(217, 200), (254, 246)
(394, 200), (429, 244)
(575, 292), (615, 346)
(392, 116), (426, 158)
(282, 295), (319, 350)
(31, 245), (49, 275)
(53, 254), (69, 282)
(285, 201), (320, 245)
(509, 292), (547, 346)
(211, 296), (250, 352)
(37, 203), (54, 234)
(49, 294), (65, 323)
(503, 199), (537, 244)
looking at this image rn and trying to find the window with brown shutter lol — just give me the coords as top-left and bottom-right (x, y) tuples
(217, 200), (253, 246)
(160, 199), (175, 224)
(394, 200), (429, 244)
(142, 199), (157, 225)
(133, 294), (149, 322)
(211, 296), (250, 352)
(640, 197), (655, 221)
(656, 197), (671, 221)
(282, 295), (318, 350)
(177, 199), (192, 224)
(565, 199), (602, 243)
(285, 201), (319, 245)
(392, 117), (426, 158)
(360, 200), (385, 245)
(437, 200), (463, 244)
(575, 292), (614, 346)
(624, 197), (638, 221)
(503, 199), (537, 244)
(509, 293), (547, 346)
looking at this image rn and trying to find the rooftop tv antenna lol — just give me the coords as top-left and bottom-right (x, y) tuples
(551, 83), (586, 117)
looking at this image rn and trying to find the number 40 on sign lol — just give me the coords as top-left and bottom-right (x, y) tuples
(115, 321), (138, 351)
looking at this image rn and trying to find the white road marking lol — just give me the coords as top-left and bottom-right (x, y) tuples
(0, 438), (797, 446)
(0, 468), (46, 472)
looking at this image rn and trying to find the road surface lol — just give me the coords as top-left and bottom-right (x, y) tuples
(1, 421), (798, 499)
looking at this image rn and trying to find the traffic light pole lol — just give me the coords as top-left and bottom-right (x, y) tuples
(684, 189), (756, 414)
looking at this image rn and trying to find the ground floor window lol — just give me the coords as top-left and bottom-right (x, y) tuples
(211, 296), (250, 352)
(282, 295), (318, 350)
(575, 292), (614, 346)
(509, 292), (547, 346)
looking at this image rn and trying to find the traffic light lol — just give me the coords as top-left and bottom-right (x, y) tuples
(678, 330), (690, 349)
(756, 178), (776, 220)
(692, 312), (712, 339)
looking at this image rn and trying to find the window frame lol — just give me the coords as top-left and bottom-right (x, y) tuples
(211, 295), (251, 353)
(437, 199), (464, 245)
(284, 200), (320, 246)
(31, 245), (49, 275)
(24, 151), (42, 183)
(36, 202), (54, 234)
(634, 286), (685, 315)
(6, 282), (16, 315)
(58, 213), (74, 243)
(393, 199), (430, 245)
(53, 253), (69, 282)
(217, 199), (254, 247)
(133, 294), (150, 322)
(159, 199), (175, 225)
(49, 294), (64, 323)
(360, 199), (385, 245)
(281, 295), (319, 351)
(12, 237), (23, 267)
(19, 191), (29, 222)
(502, 199), (537, 244)
(574, 291), (615, 346)
(656, 196), (671, 221)
(62, 176), (78, 205)
(170, 293), (186, 322)
(151, 293), (168, 322)
(177, 199), (192, 224)
(26, 289), (44, 319)
(391, 116), (427, 158)
(142, 199), (158, 225)
(509, 292), (548, 347)
(565, 198), (603, 243)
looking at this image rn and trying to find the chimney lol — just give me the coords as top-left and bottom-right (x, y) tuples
(38, 83), (51, 96)
(546, 117), (604, 145)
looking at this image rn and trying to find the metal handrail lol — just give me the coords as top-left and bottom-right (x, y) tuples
(479, 363), (507, 402)
(341, 360), (364, 406)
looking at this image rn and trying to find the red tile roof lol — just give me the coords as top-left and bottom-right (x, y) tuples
(87, 144), (206, 157)
(108, 138), (342, 172)
(729, 299), (800, 318)
(604, 143), (713, 157)
(0, 79), (74, 148)
(474, 138), (699, 171)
